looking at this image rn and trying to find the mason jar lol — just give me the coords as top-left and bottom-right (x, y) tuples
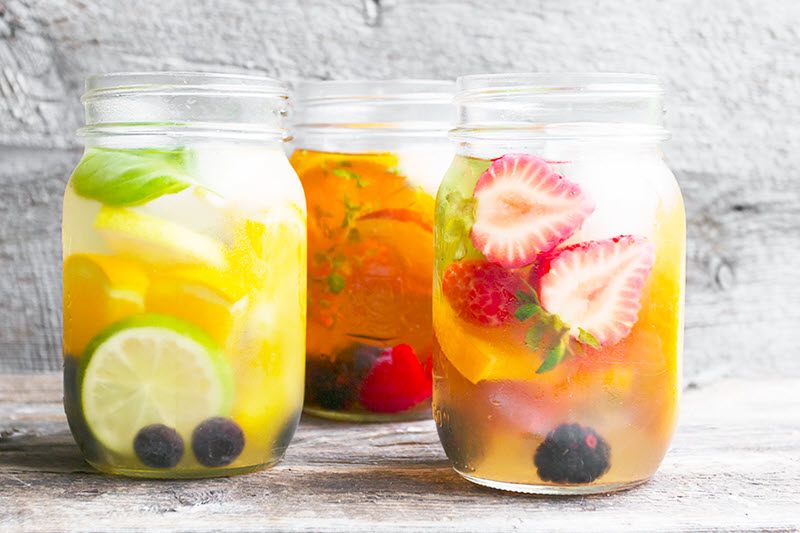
(62, 72), (306, 478)
(291, 80), (453, 421)
(433, 74), (685, 494)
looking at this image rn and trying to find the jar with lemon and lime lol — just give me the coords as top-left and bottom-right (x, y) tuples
(62, 73), (306, 478)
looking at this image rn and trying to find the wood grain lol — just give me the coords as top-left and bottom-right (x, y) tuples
(1, 0), (799, 375)
(0, 374), (798, 532)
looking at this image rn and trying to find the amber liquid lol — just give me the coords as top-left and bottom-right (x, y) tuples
(291, 149), (439, 421)
(432, 154), (685, 492)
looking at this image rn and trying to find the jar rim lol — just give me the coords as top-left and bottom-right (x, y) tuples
(294, 79), (454, 103)
(452, 72), (668, 141)
(83, 71), (288, 100)
(79, 72), (290, 142)
(456, 72), (663, 100)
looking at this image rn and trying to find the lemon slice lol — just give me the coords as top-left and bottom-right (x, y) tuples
(94, 206), (228, 269)
(80, 314), (233, 456)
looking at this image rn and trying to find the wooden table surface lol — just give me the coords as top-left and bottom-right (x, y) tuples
(1, 374), (798, 532)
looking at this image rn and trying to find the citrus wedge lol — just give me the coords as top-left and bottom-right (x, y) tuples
(63, 254), (148, 356)
(94, 206), (228, 269)
(434, 296), (541, 384)
(80, 314), (233, 456)
(145, 266), (249, 347)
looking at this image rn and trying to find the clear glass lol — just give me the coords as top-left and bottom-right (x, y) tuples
(433, 74), (685, 494)
(62, 72), (306, 478)
(291, 80), (453, 422)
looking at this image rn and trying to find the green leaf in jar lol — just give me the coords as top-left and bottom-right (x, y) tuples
(70, 147), (192, 206)
(577, 328), (601, 349)
(327, 273), (346, 294)
(536, 333), (569, 374)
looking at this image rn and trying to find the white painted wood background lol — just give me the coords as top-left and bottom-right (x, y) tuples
(0, 0), (799, 377)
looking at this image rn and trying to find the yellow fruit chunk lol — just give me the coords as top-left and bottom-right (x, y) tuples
(433, 296), (542, 384)
(94, 206), (229, 269)
(145, 267), (249, 347)
(63, 254), (148, 356)
(229, 204), (306, 293)
(228, 297), (305, 452)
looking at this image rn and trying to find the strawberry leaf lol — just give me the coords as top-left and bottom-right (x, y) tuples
(524, 323), (545, 350)
(536, 335), (568, 374)
(515, 303), (540, 321)
(577, 328), (601, 349)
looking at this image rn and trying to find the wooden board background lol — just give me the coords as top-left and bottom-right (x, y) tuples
(2, 374), (799, 531)
(1, 0), (799, 377)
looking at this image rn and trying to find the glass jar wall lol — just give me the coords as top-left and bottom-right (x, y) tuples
(62, 72), (306, 478)
(291, 80), (453, 421)
(433, 74), (685, 494)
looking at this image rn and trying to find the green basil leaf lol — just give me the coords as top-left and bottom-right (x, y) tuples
(71, 147), (191, 206)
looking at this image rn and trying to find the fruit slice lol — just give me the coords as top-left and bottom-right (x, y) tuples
(80, 314), (233, 456)
(358, 344), (432, 413)
(470, 154), (594, 268)
(435, 297), (559, 384)
(441, 260), (523, 326)
(538, 235), (656, 346)
(353, 212), (433, 295)
(145, 275), (240, 347)
(63, 254), (148, 355)
(357, 208), (433, 232)
(229, 204), (306, 293)
(94, 206), (228, 269)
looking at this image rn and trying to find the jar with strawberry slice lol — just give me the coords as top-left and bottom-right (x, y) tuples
(433, 74), (685, 494)
(291, 80), (453, 421)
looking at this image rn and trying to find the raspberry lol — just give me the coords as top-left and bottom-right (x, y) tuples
(441, 261), (523, 326)
(359, 344), (432, 413)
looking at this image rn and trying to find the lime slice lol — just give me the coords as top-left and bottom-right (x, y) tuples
(94, 206), (229, 269)
(79, 314), (233, 456)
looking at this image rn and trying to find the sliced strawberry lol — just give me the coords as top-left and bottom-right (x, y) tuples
(470, 154), (594, 268)
(441, 260), (524, 327)
(538, 235), (656, 346)
(359, 344), (432, 413)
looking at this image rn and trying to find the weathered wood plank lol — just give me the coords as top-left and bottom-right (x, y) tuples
(1, 0), (799, 375)
(0, 374), (798, 531)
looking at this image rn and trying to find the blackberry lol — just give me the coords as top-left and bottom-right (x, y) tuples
(133, 424), (184, 468)
(435, 407), (483, 472)
(534, 423), (610, 484)
(191, 417), (245, 467)
(305, 344), (382, 410)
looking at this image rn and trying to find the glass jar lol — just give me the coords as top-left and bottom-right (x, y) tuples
(433, 74), (685, 494)
(62, 72), (306, 478)
(291, 80), (453, 421)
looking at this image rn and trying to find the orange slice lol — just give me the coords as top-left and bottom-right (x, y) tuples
(63, 254), (148, 356)
(144, 265), (251, 347)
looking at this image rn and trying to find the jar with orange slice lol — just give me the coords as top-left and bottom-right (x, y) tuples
(291, 80), (453, 421)
(433, 74), (685, 494)
(62, 73), (306, 478)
